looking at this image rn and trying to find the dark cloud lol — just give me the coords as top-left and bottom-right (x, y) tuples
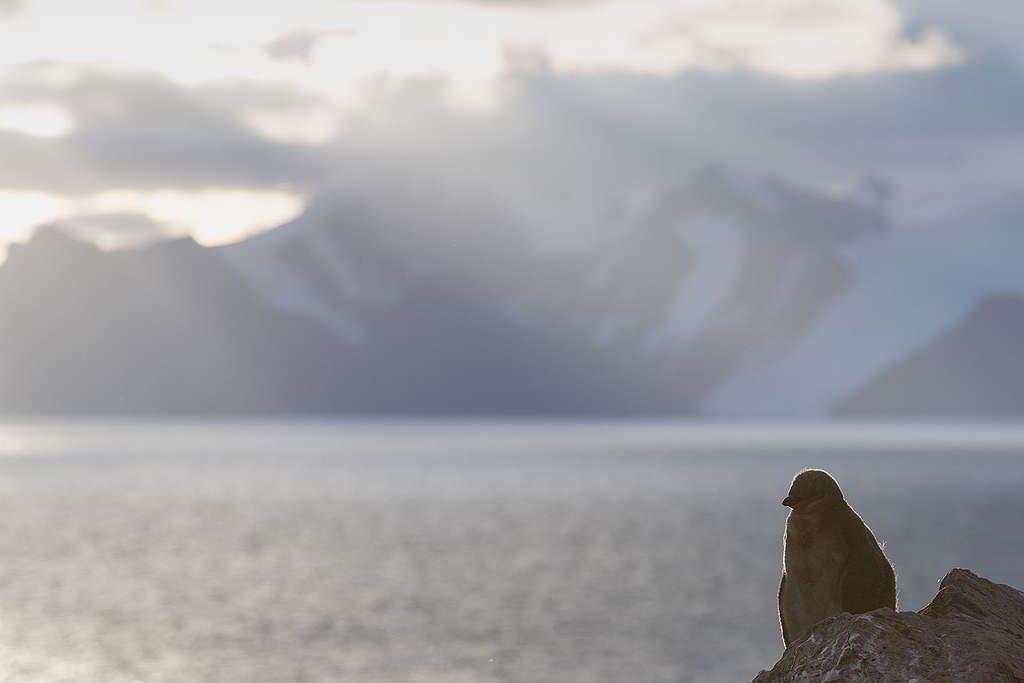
(0, 132), (101, 194)
(317, 40), (1024, 248)
(264, 29), (353, 64)
(338, 56), (1016, 194)
(655, 60), (1023, 157)
(2, 55), (1011, 214)
(0, 66), (333, 193)
(898, 0), (1024, 58)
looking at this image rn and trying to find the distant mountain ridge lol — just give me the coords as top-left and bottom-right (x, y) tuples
(0, 229), (348, 414)
(835, 294), (1024, 418)
(1, 167), (1020, 417)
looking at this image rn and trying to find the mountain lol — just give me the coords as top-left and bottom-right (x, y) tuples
(212, 166), (884, 415)
(217, 183), (634, 415)
(17, 165), (1024, 418)
(834, 294), (1024, 417)
(516, 167), (885, 411)
(0, 227), (349, 414)
(702, 188), (1024, 417)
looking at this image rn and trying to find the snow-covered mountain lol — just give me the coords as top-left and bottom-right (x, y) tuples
(216, 166), (889, 415)
(3, 166), (1021, 417)
(519, 167), (887, 408)
(704, 190), (1024, 417)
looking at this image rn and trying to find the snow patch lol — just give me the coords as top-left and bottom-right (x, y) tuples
(648, 213), (746, 347)
(219, 231), (368, 343)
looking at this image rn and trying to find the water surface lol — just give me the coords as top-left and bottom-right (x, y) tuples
(0, 420), (1020, 682)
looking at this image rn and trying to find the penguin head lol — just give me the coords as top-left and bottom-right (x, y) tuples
(783, 469), (843, 510)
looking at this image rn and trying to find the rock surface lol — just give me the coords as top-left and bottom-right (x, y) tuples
(753, 569), (1024, 682)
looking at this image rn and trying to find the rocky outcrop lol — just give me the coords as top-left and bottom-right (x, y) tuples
(753, 569), (1024, 682)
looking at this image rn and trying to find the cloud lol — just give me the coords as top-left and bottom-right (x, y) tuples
(400, 0), (598, 4)
(0, 102), (73, 136)
(264, 28), (353, 64)
(49, 186), (304, 246)
(0, 1), (1009, 251)
(0, 66), (320, 245)
(0, 190), (71, 244)
(0, 41), (1008, 247)
(1, 0), (964, 115)
(58, 211), (179, 249)
(519, 0), (965, 81)
(898, 0), (1024, 57)
(0, 66), (332, 193)
(0, 185), (305, 252)
(324, 37), (1023, 246)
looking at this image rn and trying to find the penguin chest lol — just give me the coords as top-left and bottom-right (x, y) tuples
(782, 516), (846, 643)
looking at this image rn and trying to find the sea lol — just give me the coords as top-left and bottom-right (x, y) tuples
(0, 419), (1020, 683)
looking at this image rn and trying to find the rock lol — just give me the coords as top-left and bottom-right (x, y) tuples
(753, 569), (1024, 682)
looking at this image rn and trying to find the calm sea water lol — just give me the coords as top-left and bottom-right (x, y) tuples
(0, 420), (1021, 683)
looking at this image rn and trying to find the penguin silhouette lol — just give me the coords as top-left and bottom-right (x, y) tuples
(778, 469), (896, 647)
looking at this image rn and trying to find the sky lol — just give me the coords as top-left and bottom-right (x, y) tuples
(0, 0), (1018, 250)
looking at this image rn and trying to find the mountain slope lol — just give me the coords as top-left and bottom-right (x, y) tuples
(703, 190), (1024, 417)
(0, 168), (907, 416)
(834, 294), (1024, 417)
(543, 167), (885, 404)
(216, 167), (883, 415)
(0, 227), (350, 414)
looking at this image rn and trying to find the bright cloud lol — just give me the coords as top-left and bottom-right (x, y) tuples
(0, 191), (72, 244)
(0, 188), (304, 252)
(0, 103), (74, 137)
(239, 105), (339, 146)
(2, 0), (962, 110)
(0, 0), (967, 248)
(81, 189), (306, 246)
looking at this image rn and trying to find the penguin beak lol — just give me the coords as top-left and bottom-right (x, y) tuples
(782, 495), (794, 507)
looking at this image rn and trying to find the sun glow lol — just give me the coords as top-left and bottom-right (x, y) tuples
(0, 191), (72, 244)
(0, 188), (305, 254)
(0, 103), (74, 137)
(83, 189), (307, 246)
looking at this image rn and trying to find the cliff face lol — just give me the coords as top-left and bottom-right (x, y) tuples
(753, 569), (1024, 682)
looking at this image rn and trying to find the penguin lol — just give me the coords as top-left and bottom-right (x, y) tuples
(777, 469), (896, 647)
